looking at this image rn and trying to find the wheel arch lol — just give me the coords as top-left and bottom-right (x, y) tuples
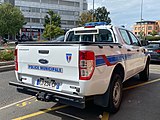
(111, 63), (125, 82)
(94, 63), (124, 108)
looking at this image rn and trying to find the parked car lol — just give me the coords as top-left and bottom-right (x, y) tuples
(52, 35), (64, 42)
(145, 41), (160, 61)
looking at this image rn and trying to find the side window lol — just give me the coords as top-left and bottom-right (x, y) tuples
(128, 32), (141, 46)
(119, 29), (131, 45)
(66, 31), (79, 41)
(95, 29), (113, 42)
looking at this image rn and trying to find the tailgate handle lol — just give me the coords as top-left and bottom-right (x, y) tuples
(39, 50), (49, 54)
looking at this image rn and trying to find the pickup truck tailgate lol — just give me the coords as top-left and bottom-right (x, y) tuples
(17, 45), (80, 82)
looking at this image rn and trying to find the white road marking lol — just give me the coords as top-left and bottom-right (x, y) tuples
(0, 96), (35, 111)
(56, 111), (84, 120)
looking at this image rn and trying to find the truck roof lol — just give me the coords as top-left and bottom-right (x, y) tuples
(69, 25), (114, 32)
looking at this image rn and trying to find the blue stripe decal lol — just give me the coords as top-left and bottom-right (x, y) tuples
(107, 54), (125, 64)
(96, 56), (106, 66)
(96, 53), (145, 67)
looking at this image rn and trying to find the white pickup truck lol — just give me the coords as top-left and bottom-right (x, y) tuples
(10, 22), (150, 113)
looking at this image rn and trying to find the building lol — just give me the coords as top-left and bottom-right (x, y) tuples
(133, 20), (160, 37)
(1, 0), (88, 40)
(1, 0), (15, 5)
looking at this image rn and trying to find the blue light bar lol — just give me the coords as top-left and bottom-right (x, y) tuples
(85, 22), (107, 27)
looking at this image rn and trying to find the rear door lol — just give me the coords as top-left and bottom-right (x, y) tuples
(17, 44), (80, 82)
(127, 31), (146, 71)
(119, 29), (141, 79)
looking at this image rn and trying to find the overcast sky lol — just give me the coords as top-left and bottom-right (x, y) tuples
(87, 0), (160, 30)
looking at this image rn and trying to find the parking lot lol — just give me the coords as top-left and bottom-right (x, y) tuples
(0, 63), (159, 120)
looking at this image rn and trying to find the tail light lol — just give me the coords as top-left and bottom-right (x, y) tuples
(14, 49), (18, 71)
(155, 50), (160, 53)
(79, 51), (95, 80)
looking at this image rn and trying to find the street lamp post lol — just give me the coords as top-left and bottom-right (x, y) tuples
(140, 0), (143, 22)
(92, 0), (94, 21)
(140, 0), (144, 39)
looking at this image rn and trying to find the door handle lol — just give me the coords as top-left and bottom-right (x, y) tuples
(38, 50), (49, 54)
(127, 49), (131, 52)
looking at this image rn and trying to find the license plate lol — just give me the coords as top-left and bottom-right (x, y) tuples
(35, 79), (62, 91)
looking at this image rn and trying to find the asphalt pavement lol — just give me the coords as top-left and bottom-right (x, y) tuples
(0, 64), (159, 120)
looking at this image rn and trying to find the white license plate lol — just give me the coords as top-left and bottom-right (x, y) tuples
(35, 79), (62, 91)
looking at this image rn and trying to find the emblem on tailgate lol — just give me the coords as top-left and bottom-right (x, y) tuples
(66, 53), (72, 63)
(39, 59), (49, 64)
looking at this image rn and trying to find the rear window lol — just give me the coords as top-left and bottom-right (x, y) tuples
(66, 29), (113, 42)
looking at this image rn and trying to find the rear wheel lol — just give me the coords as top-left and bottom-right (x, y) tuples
(139, 61), (149, 81)
(107, 73), (123, 113)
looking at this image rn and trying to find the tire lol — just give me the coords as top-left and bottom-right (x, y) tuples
(139, 61), (149, 81)
(107, 73), (123, 113)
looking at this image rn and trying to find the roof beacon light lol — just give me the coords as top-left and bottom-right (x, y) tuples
(85, 22), (107, 28)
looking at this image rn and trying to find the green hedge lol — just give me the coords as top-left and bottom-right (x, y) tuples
(145, 36), (160, 41)
(0, 49), (14, 61)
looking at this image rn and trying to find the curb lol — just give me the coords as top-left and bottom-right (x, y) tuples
(0, 61), (15, 72)
(0, 65), (15, 72)
(0, 61), (14, 66)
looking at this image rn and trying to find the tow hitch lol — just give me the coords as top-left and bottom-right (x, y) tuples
(36, 92), (52, 102)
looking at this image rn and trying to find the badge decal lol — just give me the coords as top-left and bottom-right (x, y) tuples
(66, 53), (72, 63)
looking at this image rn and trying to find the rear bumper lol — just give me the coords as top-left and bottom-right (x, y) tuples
(9, 81), (85, 108)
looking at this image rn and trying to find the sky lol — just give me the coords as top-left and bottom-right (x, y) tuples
(87, 0), (160, 30)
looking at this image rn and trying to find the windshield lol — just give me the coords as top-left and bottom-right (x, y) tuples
(66, 29), (113, 42)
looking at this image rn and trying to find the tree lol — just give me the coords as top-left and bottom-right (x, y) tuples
(94, 6), (111, 24)
(43, 10), (63, 39)
(0, 3), (25, 38)
(79, 7), (111, 26)
(150, 30), (158, 36)
(43, 24), (64, 39)
(79, 10), (94, 26)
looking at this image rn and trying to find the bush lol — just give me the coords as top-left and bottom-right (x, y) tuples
(145, 36), (160, 41)
(0, 49), (14, 61)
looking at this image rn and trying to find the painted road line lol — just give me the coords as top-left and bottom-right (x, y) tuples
(12, 79), (160, 120)
(56, 111), (84, 120)
(12, 105), (68, 120)
(123, 78), (160, 91)
(16, 101), (32, 107)
(100, 112), (109, 120)
(0, 96), (35, 111)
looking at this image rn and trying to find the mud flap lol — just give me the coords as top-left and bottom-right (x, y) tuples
(94, 88), (110, 107)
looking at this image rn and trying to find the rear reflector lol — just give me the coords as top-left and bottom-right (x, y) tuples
(14, 49), (18, 71)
